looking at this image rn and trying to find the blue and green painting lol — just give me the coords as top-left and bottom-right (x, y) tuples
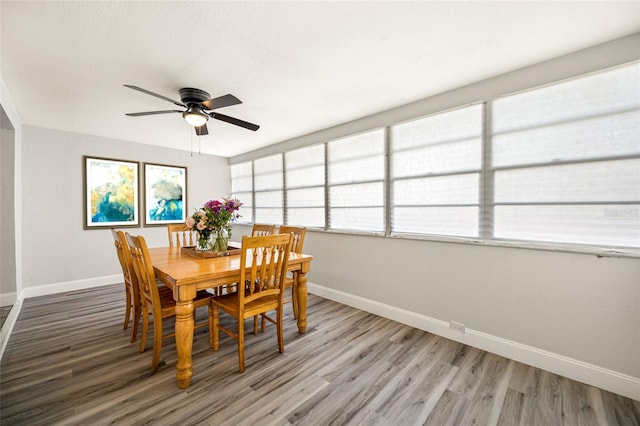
(90, 163), (136, 223)
(148, 179), (183, 221)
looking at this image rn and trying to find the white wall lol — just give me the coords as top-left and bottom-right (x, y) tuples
(0, 78), (23, 359)
(0, 126), (16, 301)
(20, 125), (230, 290)
(0, 77), (22, 306)
(306, 232), (639, 377)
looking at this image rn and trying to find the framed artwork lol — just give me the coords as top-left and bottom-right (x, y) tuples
(83, 156), (139, 229)
(143, 162), (187, 226)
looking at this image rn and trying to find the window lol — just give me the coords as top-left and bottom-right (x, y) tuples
(285, 144), (325, 227)
(391, 104), (483, 237)
(327, 129), (385, 232)
(230, 162), (253, 223)
(232, 62), (640, 253)
(491, 62), (640, 248)
(253, 154), (283, 225)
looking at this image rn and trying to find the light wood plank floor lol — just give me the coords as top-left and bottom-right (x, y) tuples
(1, 284), (638, 425)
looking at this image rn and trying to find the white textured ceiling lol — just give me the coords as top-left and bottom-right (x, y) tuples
(1, 1), (639, 157)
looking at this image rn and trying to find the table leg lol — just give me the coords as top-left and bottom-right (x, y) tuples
(296, 268), (308, 334)
(174, 287), (196, 388)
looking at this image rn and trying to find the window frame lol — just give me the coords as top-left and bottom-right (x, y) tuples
(252, 154), (284, 225)
(326, 128), (387, 234)
(388, 102), (485, 240)
(284, 144), (327, 229)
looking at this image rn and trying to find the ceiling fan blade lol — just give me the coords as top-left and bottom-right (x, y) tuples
(201, 94), (242, 110)
(195, 124), (209, 136)
(123, 85), (186, 107)
(125, 110), (182, 117)
(210, 112), (259, 131)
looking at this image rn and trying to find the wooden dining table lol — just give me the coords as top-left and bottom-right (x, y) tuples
(148, 245), (313, 389)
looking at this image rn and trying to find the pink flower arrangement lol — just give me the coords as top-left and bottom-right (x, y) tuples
(186, 197), (243, 250)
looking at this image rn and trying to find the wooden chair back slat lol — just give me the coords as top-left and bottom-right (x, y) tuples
(126, 233), (161, 312)
(167, 224), (197, 248)
(241, 234), (291, 305)
(251, 223), (276, 237)
(278, 226), (306, 254)
(112, 229), (135, 290)
(277, 226), (307, 319)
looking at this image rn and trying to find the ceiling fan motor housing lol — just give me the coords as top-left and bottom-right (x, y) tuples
(179, 88), (211, 106)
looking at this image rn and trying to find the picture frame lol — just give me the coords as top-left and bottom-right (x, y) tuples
(83, 156), (140, 229)
(143, 162), (187, 226)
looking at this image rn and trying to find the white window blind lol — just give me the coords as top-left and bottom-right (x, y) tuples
(285, 144), (325, 227)
(328, 129), (385, 232)
(391, 104), (483, 237)
(231, 62), (639, 254)
(253, 154), (283, 225)
(491, 62), (640, 248)
(230, 162), (253, 223)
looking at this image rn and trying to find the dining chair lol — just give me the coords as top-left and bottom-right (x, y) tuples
(277, 226), (307, 319)
(125, 232), (214, 373)
(209, 233), (293, 373)
(246, 224), (276, 320)
(251, 223), (276, 236)
(111, 229), (141, 343)
(167, 223), (197, 248)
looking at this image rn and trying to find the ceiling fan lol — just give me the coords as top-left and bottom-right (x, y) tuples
(124, 85), (259, 136)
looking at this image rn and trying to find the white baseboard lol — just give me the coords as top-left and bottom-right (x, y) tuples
(308, 283), (640, 401)
(0, 293), (23, 361)
(0, 292), (17, 307)
(21, 274), (122, 299)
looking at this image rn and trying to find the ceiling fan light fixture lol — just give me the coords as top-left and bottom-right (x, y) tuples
(182, 106), (209, 127)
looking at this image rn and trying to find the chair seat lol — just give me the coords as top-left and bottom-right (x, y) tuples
(211, 291), (279, 319)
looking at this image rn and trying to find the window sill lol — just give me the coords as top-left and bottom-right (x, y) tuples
(389, 233), (640, 259)
(233, 223), (639, 259)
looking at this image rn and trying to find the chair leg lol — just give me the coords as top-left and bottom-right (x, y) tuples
(151, 313), (163, 373)
(238, 318), (245, 373)
(130, 301), (141, 343)
(253, 315), (259, 334)
(139, 305), (149, 353)
(277, 307), (284, 353)
(211, 306), (219, 351)
(123, 286), (132, 330)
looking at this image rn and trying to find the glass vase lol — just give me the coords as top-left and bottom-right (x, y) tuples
(196, 232), (213, 251)
(212, 228), (229, 255)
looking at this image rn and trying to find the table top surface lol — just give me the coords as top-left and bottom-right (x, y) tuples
(149, 246), (312, 287)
